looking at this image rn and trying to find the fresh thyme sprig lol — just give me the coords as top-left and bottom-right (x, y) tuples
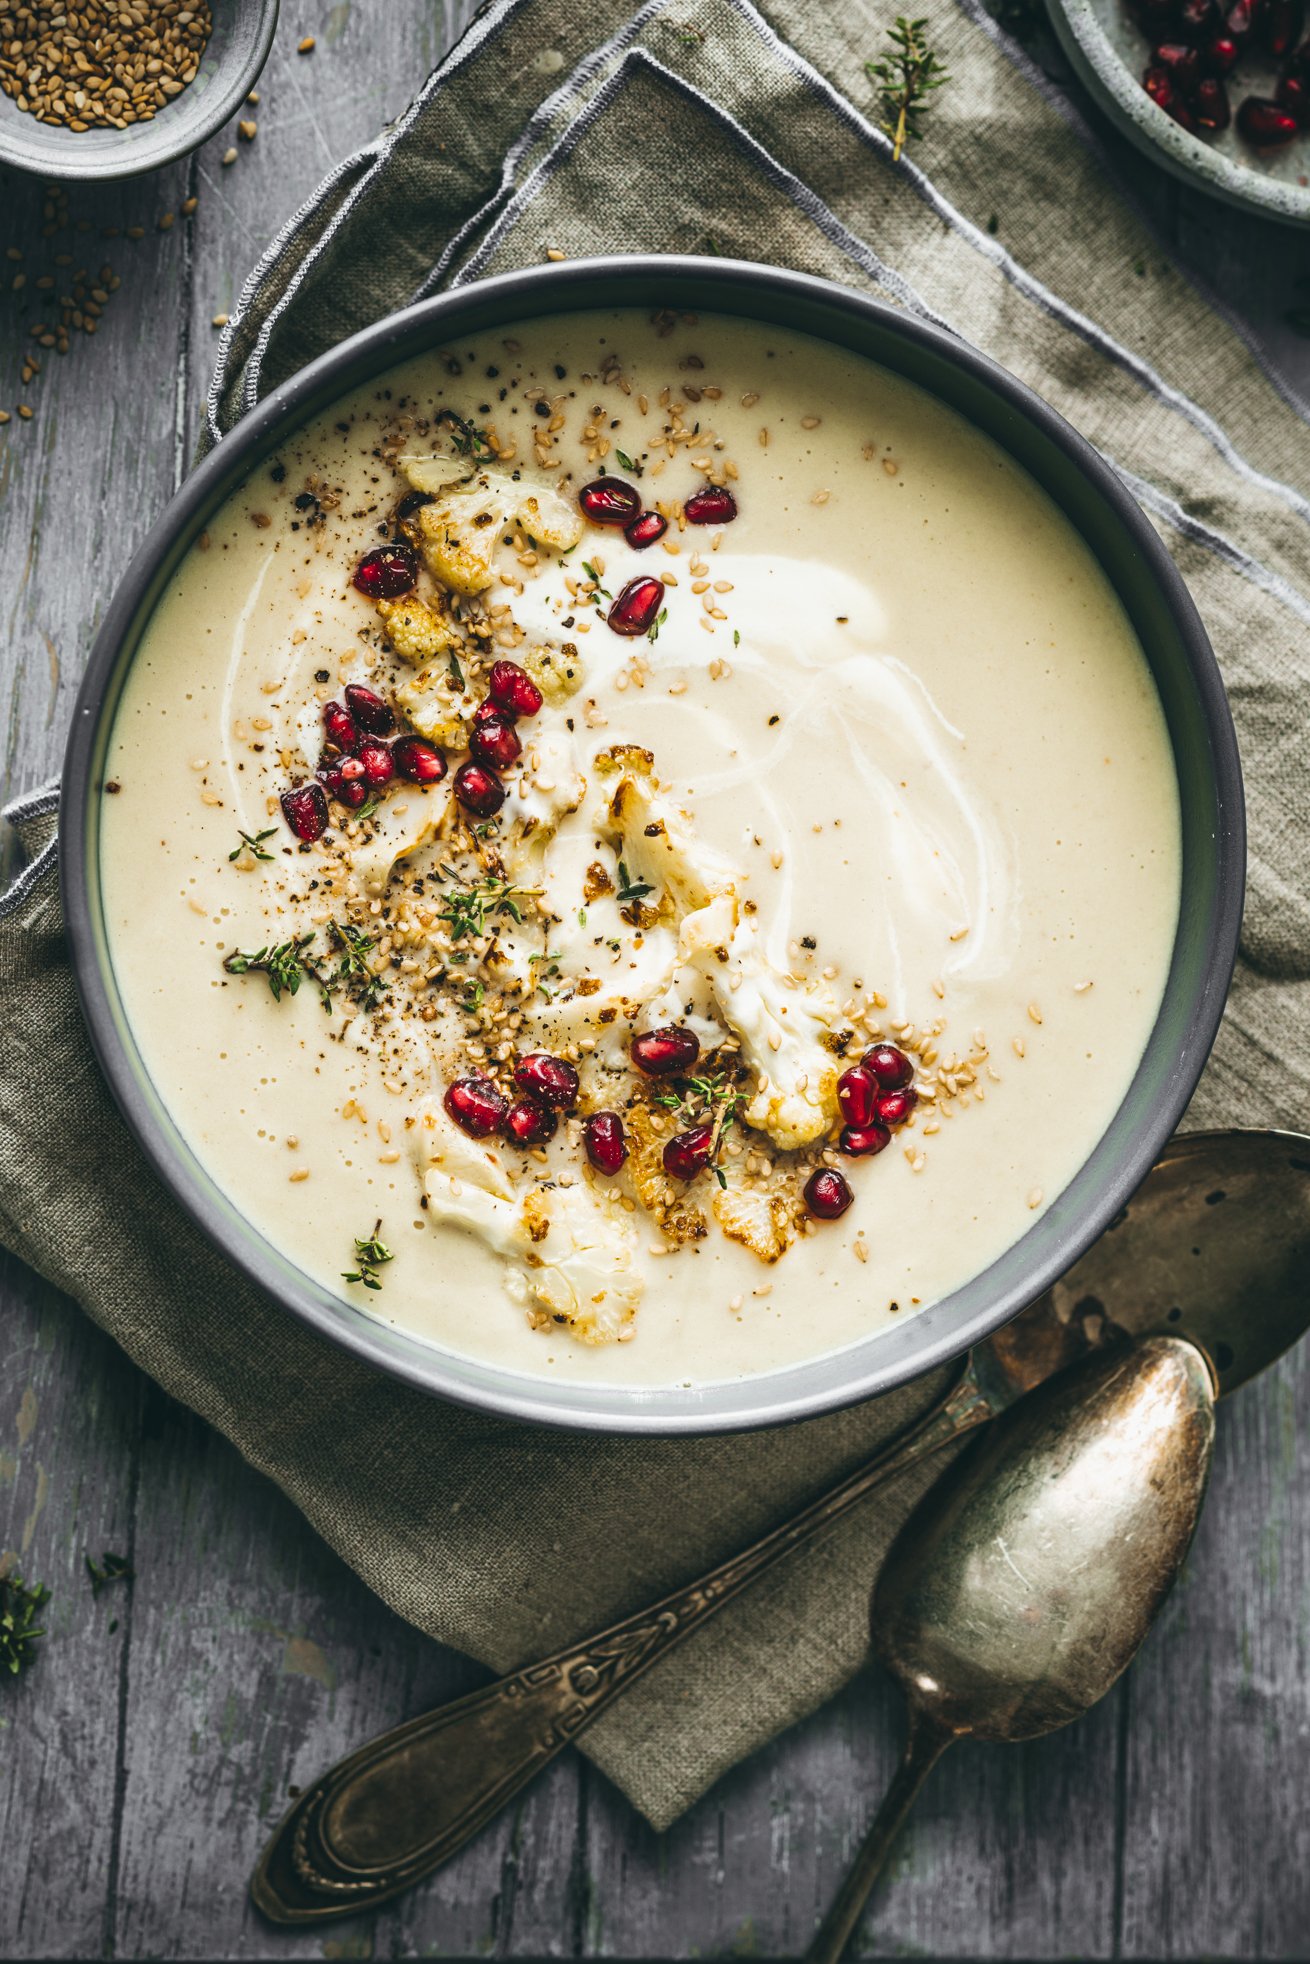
(646, 606), (668, 645)
(865, 16), (949, 162)
(435, 407), (496, 463)
(438, 872), (536, 941)
(614, 447), (643, 476)
(656, 1067), (746, 1188)
(343, 1223), (393, 1290)
(223, 924), (386, 1013)
(229, 827), (277, 863)
(1, 1568), (50, 1679)
(223, 934), (318, 1003)
(329, 921), (388, 1011)
(581, 559), (612, 601)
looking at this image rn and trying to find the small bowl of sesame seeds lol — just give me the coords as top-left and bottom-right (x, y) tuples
(0, 0), (279, 181)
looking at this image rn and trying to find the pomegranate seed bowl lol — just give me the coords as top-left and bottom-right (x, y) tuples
(1047, 0), (1310, 222)
(61, 258), (1243, 1434)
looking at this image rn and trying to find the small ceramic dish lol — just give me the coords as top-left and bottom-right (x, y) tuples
(0, 0), (278, 182)
(1047, 0), (1310, 224)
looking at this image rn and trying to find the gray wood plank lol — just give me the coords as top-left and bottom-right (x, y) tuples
(0, 1260), (143, 1961)
(1118, 1347), (1310, 1960)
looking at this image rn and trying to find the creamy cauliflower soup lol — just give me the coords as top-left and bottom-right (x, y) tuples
(100, 308), (1181, 1388)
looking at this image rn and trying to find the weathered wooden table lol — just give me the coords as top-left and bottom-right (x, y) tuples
(3, 5), (1308, 1957)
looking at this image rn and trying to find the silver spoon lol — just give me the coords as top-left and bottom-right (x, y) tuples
(805, 1333), (1215, 1963)
(252, 1128), (1310, 1924)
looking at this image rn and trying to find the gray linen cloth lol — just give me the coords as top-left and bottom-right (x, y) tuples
(3, 0), (1308, 1830)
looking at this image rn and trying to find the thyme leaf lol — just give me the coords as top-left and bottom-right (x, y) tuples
(229, 826), (277, 863)
(1, 1568), (50, 1678)
(581, 559), (612, 601)
(343, 1221), (393, 1291)
(865, 16), (949, 163)
(435, 407), (496, 462)
(447, 648), (466, 690)
(646, 606), (668, 645)
(85, 1551), (133, 1597)
(614, 447), (643, 475)
(329, 921), (388, 1010)
(615, 860), (655, 905)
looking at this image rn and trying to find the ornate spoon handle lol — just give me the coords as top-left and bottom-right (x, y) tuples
(252, 1367), (996, 1925)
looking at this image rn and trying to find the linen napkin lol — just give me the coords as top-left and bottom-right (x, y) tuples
(4, 0), (1310, 1833)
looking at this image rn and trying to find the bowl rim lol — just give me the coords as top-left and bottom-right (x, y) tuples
(1046, 0), (1310, 227)
(0, 0), (280, 183)
(59, 254), (1246, 1434)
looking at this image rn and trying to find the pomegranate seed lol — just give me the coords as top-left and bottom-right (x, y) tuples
(663, 1122), (714, 1181)
(392, 736), (447, 785)
(1223, 0), (1255, 40)
(1260, 0), (1304, 57)
(1277, 69), (1309, 119)
(1201, 29), (1240, 67)
(804, 1168), (853, 1220)
(684, 484), (737, 526)
(322, 700), (359, 753)
(631, 1026), (701, 1076)
(487, 660), (544, 719)
(623, 509), (668, 550)
(875, 1087), (918, 1129)
(356, 739), (395, 787)
(1237, 93), (1300, 139)
(444, 1075), (508, 1138)
(454, 760), (506, 817)
(280, 782), (328, 842)
(578, 476), (642, 526)
(608, 576), (665, 637)
(862, 1042), (914, 1090)
(504, 1098), (558, 1147)
(318, 764), (368, 809)
(344, 683), (394, 735)
(1195, 74), (1233, 125)
(839, 1123), (891, 1158)
(837, 1065), (879, 1130)
(352, 542), (418, 600)
(469, 710), (522, 771)
(584, 1111), (628, 1176)
(1175, 0), (1217, 37)
(339, 755), (366, 782)
(1151, 38), (1202, 83)
(1144, 65), (1198, 124)
(514, 1052), (579, 1109)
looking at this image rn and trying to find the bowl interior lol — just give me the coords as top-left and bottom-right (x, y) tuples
(0, 0), (277, 180)
(60, 259), (1245, 1432)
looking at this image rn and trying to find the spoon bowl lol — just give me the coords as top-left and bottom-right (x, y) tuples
(876, 1336), (1215, 1743)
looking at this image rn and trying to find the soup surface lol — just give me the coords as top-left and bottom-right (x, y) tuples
(101, 308), (1181, 1389)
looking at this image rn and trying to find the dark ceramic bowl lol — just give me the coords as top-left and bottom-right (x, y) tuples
(61, 257), (1245, 1433)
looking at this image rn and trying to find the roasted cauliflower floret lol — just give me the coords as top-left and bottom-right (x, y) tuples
(713, 1184), (800, 1264)
(515, 487), (583, 552)
(376, 594), (459, 665)
(394, 666), (471, 748)
(624, 1101), (708, 1245)
(416, 491), (503, 597)
(512, 1183), (642, 1343)
(525, 641), (587, 703)
(412, 1106), (642, 1345)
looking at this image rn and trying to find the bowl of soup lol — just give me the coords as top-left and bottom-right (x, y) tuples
(60, 257), (1244, 1432)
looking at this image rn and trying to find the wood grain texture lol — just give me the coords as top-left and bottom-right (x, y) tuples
(1, 1), (1308, 1956)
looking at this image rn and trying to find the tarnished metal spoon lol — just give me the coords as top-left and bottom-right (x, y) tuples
(252, 1128), (1310, 1925)
(805, 1335), (1216, 1963)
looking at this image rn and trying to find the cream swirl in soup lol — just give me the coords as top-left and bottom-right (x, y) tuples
(100, 308), (1181, 1387)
